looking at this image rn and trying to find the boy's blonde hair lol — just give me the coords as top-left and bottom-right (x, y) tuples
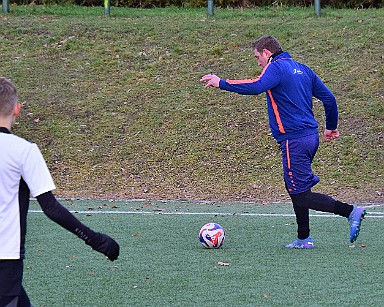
(0, 77), (18, 116)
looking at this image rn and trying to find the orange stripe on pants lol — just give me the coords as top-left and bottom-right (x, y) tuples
(286, 140), (291, 169)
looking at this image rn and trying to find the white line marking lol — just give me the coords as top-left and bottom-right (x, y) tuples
(28, 210), (384, 218)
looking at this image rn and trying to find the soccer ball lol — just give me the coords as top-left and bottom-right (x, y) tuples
(199, 223), (225, 249)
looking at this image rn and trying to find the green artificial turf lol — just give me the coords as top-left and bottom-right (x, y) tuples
(24, 200), (384, 306)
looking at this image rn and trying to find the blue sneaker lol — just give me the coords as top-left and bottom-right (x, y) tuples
(285, 236), (314, 249)
(348, 205), (366, 243)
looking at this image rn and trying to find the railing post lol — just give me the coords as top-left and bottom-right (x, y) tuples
(208, 0), (214, 17)
(2, 0), (9, 13)
(104, 0), (111, 17)
(314, 0), (321, 16)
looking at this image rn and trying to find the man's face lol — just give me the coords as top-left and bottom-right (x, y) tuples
(254, 49), (271, 68)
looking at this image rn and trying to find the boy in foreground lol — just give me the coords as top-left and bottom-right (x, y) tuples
(0, 77), (119, 307)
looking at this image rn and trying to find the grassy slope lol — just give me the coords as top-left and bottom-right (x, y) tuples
(1, 6), (383, 203)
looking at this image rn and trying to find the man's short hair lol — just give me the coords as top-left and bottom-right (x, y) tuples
(0, 77), (17, 116)
(252, 35), (282, 54)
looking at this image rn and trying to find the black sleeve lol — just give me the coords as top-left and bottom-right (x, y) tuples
(36, 192), (120, 261)
(36, 191), (96, 243)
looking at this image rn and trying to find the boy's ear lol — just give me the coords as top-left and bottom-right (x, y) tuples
(14, 103), (21, 117)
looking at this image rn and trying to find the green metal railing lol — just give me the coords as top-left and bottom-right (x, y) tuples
(1, 0), (321, 18)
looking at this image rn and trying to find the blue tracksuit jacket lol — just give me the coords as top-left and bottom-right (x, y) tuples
(219, 52), (338, 143)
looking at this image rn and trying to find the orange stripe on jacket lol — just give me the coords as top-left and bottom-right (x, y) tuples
(267, 90), (286, 134)
(224, 63), (285, 134)
(226, 63), (270, 85)
(226, 78), (259, 84)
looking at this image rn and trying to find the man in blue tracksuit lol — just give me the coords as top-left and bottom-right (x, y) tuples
(200, 35), (366, 248)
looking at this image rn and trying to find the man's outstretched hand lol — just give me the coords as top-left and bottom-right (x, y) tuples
(200, 74), (220, 88)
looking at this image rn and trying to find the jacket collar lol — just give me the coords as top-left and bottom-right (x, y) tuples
(269, 51), (291, 63)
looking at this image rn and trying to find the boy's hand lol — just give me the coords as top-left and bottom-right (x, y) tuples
(86, 232), (120, 261)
